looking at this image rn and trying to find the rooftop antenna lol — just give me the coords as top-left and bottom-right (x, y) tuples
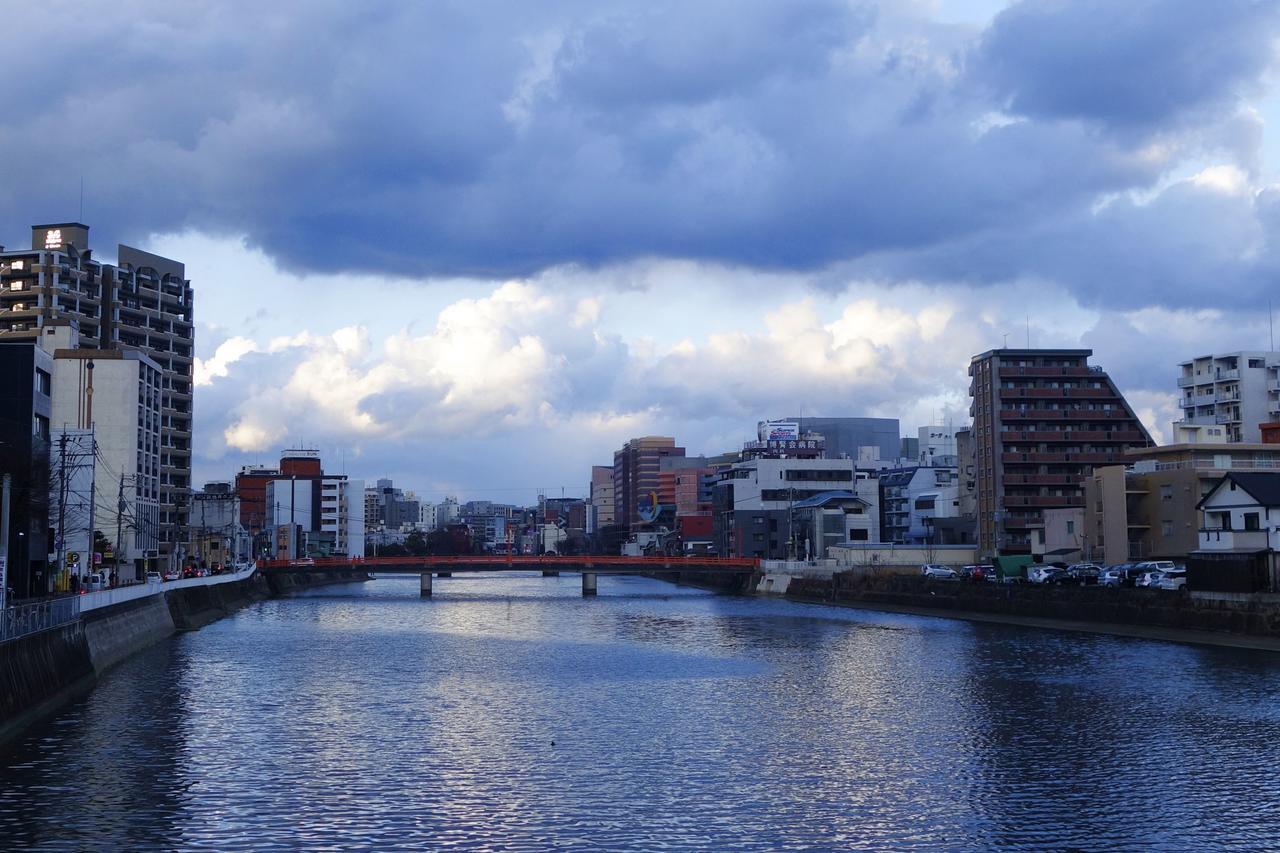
(1002, 333), (1009, 348)
(1026, 314), (1031, 348)
(1270, 299), (1275, 351)
(79, 176), (84, 221)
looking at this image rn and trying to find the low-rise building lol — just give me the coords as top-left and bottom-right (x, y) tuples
(878, 465), (961, 544)
(1188, 472), (1280, 592)
(1084, 442), (1280, 564)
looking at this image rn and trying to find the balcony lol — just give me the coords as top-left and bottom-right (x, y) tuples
(1215, 411), (1240, 424)
(1002, 495), (1085, 508)
(1198, 529), (1271, 551)
(996, 366), (1093, 377)
(1176, 375), (1198, 388)
(1215, 369), (1240, 381)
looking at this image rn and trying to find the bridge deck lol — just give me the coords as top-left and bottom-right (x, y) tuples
(261, 556), (759, 575)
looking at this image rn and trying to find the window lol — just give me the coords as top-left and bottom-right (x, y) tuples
(1066, 520), (1075, 535)
(849, 529), (869, 541)
(35, 368), (51, 396)
(1244, 513), (1261, 531)
(1160, 485), (1173, 501)
(1161, 521), (1173, 536)
(33, 414), (49, 440)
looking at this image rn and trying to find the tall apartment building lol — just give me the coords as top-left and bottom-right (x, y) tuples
(613, 437), (685, 531)
(1176, 351), (1280, 443)
(969, 348), (1153, 557)
(1, 223), (193, 568)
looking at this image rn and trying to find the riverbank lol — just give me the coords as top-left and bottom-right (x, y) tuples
(781, 572), (1280, 652)
(0, 570), (367, 750)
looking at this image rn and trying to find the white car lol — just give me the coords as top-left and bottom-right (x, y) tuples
(921, 564), (958, 579)
(1155, 570), (1187, 591)
(1028, 566), (1057, 584)
(145, 571), (162, 584)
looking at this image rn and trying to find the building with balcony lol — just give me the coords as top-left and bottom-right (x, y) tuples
(1, 224), (194, 568)
(1188, 472), (1280, 592)
(1175, 351), (1280, 443)
(969, 348), (1153, 557)
(877, 465), (961, 545)
(1083, 442), (1280, 564)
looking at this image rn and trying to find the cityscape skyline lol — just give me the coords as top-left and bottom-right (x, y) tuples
(6, 0), (1280, 503)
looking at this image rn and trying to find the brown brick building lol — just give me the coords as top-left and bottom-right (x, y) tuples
(968, 348), (1153, 557)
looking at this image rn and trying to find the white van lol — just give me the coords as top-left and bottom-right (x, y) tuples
(85, 572), (105, 591)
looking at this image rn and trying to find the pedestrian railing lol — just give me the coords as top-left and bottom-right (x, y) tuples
(0, 595), (82, 644)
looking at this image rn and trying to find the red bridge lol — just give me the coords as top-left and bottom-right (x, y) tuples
(260, 555), (761, 597)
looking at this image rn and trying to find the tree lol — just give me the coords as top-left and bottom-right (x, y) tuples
(405, 531), (429, 556)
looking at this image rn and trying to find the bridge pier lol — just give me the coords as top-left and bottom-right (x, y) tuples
(542, 570), (560, 577)
(420, 572), (432, 598)
(582, 572), (597, 596)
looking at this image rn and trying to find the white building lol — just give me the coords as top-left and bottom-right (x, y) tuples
(917, 425), (960, 467)
(44, 324), (163, 577)
(266, 475), (364, 559)
(191, 482), (250, 567)
(1177, 351), (1280, 443)
(878, 466), (961, 545)
(714, 456), (880, 558)
(1193, 471), (1280, 591)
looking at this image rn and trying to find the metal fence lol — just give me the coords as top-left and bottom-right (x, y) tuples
(0, 595), (82, 644)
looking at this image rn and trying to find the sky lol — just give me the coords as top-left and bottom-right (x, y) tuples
(4, 0), (1280, 503)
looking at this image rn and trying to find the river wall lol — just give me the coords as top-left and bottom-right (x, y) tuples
(784, 572), (1280, 643)
(1, 571), (366, 750)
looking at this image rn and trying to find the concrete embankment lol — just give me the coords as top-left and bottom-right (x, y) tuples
(1, 570), (365, 750)
(783, 572), (1280, 650)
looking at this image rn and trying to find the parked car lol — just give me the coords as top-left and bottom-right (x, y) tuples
(1028, 566), (1057, 584)
(1066, 563), (1102, 584)
(921, 564), (958, 579)
(289, 557), (317, 568)
(163, 570), (180, 582)
(1100, 565), (1130, 587)
(1135, 562), (1176, 588)
(85, 572), (105, 591)
(1155, 570), (1188, 591)
(145, 571), (162, 584)
(960, 565), (996, 582)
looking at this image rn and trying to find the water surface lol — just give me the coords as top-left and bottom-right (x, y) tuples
(3, 574), (1279, 850)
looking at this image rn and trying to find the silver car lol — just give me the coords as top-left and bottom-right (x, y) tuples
(921, 564), (958, 579)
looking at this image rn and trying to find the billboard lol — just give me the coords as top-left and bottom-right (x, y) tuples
(759, 421), (800, 442)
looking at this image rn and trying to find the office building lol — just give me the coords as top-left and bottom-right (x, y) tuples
(781, 416), (900, 462)
(969, 348), (1153, 557)
(613, 437), (685, 531)
(590, 466), (615, 527)
(1176, 351), (1280, 443)
(0, 336), (52, 597)
(1, 223), (194, 569)
(713, 453), (878, 559)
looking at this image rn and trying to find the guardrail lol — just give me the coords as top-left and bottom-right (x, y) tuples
(0, 595), (81, 644)
(78, 564), (258, 613)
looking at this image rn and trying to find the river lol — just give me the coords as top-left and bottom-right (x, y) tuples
(2, 574), (1279, 850)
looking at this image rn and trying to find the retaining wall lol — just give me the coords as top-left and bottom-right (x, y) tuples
(785, 573), (1280, 641)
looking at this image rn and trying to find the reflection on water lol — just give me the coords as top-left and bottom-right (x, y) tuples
(3, 573), (1280, 850)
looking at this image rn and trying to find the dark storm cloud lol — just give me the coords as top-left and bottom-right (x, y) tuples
(974, 0), (1280, 129)
(2, 0), (1279, 308)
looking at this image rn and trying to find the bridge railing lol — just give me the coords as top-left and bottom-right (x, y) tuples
(260, 555), (760, 571)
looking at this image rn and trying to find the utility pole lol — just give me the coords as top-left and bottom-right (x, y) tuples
(57, 432), (68, 589)
(1, 473), (11, 610)
(116, 476), (125, 581)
